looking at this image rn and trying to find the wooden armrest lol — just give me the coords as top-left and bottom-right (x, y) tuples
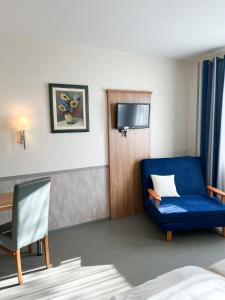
(148, 188), (161, 201)
(207, 186), (225, 204)
(148, 188), (161, 208)
(207, 186), (225, 197)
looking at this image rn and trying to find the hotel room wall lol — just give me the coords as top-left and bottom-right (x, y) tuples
(0, 35), (189, 227)
(0, 166), (109, 230)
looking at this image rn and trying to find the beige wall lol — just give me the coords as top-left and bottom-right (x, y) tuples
(0, 35), (189, 178)
(186, 61), (199, 156)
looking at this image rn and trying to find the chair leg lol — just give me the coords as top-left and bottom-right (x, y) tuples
(28, 244), (32, 254)
(37, 240), (43, 256)
(222, 227), (225, 237)
(43, 236), (51, 269)
(166, 231), (173, 242)
(15, 249), (23, 285)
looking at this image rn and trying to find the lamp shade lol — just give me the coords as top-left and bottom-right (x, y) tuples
(17, 116), (30, 131)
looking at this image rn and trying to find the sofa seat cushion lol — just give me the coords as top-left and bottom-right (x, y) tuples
(145, 195), (225, 224)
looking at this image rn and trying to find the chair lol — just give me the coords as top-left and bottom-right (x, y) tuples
(141, 156), (225, 241)
(0, 177), (51, 285)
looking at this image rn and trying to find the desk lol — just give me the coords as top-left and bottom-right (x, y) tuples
(0, 192), (43, 255)
(0, 193), (13, 211)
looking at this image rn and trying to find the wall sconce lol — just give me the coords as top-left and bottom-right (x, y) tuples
(17, 117), (30, 150)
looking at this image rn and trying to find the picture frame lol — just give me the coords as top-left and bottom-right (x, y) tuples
(49, 83), (89, 133)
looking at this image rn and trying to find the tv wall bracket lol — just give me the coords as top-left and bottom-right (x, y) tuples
(120, 126), (129, 137)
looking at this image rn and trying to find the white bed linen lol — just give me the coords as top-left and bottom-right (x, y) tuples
(209, 258), (225, 277)
(111, 266), (225, 300)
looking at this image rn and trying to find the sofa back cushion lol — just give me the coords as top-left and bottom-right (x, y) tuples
(141, 156), (207, 199)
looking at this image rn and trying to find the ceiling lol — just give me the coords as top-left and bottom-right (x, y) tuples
(0, 0), (225, 59)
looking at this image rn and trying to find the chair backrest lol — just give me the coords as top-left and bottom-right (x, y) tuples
(12, 177), (51, 250)
(140, 156), (207, 199)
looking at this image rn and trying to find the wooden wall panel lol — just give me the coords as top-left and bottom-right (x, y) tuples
(107, 89), (152, 219)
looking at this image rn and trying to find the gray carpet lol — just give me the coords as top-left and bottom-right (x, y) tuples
(0, 259), (131, 299)
(1, 213), (225, 298)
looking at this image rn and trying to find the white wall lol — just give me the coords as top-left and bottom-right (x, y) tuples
(0, 35), (189, 177)
(186, 61), (198, 156)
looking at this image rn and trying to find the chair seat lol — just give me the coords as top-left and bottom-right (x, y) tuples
(0, 221), (13, 251)
(0, 221), (12, 235)
(145, 195), (225, 224)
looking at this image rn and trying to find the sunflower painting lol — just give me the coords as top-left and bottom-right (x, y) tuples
(49, 84), (89, 133)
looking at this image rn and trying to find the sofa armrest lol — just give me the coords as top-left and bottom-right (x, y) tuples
(207, 186), (225, 203)
(148, 188), (161, 208)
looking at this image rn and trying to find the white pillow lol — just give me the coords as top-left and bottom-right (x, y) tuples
(151, 175), (180, 197)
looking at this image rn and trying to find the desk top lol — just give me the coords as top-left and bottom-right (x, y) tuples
(0, 193), (13, 211)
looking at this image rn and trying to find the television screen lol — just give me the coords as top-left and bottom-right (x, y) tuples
(117, 103), (150, 130)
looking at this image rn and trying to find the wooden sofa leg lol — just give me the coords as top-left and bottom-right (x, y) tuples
(222, 227), (225, 237)
(166, 231), (173, 242)
(15, 249), (23, 285)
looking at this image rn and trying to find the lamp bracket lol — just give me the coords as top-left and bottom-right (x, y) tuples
(20, 130), (26, 150)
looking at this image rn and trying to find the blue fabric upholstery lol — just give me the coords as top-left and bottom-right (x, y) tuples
(141, 156), (207, 199)
(140, 156), (225, 233)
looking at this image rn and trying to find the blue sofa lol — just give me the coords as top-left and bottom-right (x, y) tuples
(141, 156), (225, 241)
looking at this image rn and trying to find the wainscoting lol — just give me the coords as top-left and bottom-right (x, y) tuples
(0, 166), (109, 230)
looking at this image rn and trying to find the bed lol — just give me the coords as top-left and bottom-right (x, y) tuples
(111, 260), (225, 300)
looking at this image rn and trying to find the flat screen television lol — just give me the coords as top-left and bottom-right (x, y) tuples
(117, 103), (150, 130)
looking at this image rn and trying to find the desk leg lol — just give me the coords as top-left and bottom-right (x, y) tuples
(37, 240), (43, 256)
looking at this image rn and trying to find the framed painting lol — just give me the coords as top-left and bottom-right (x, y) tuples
(49, 83), (89, 133)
